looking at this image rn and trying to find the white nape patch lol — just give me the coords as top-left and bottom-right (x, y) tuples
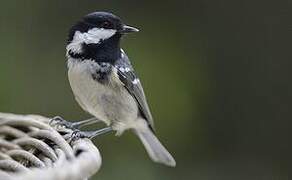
(132, 78), (140, 84)
(66, 28), (116, 54)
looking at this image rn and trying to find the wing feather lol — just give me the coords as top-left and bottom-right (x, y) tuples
(115, 52), (155, 131)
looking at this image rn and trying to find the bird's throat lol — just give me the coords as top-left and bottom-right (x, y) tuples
(68, 33), (121, 64)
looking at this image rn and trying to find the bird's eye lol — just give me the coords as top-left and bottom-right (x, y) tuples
(101, 21), (112, 29)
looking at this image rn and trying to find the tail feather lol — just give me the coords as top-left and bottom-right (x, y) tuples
(134, 128), (176, 167)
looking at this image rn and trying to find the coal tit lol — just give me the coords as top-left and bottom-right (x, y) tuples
(64, 12), (175, 167)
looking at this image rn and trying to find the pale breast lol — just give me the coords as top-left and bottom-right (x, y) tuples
(67, 59), (139, 127)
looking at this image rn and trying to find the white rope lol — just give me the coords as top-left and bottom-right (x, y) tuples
(0, 112), (101, 180)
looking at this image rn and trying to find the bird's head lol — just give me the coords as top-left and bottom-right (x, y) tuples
(66, 12), (139, 60)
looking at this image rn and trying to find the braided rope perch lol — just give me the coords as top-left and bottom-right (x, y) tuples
(0, 112), (101, 180)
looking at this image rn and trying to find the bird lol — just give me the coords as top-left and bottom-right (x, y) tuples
(54, 11), (176, 167)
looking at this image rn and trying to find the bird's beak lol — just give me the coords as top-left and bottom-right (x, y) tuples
(120, 25), (139, 34)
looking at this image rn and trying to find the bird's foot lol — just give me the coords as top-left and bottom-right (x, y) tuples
(70, 127), (113, 142)
(50, 116), (77, 130)
(50, 116), (101, 130)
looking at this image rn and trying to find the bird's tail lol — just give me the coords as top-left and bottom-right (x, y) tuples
(133, 128), (176, 167)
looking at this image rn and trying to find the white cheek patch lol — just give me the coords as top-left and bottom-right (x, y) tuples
(66, 28), (116, 54)
(84, 28), (117, 44)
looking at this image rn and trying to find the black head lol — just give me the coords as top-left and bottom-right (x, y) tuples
(67, 12), (139, 44)
(66, 12), (138, 63)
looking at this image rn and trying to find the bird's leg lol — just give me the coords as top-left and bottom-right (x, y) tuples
(70, 117), (100, 128)
(70, 127), (113, 141)
(50, 116), (101, 130)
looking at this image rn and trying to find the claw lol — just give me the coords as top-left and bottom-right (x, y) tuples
(69, 129), (94, 142)
(50, 116), (75, 130)
(49, 116), (62, 125)
(70, 130), (86, 142)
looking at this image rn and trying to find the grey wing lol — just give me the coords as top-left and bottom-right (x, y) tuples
(116, 52), (155, 131)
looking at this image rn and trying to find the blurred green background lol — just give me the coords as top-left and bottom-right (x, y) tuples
(0, 0), (291, 179)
